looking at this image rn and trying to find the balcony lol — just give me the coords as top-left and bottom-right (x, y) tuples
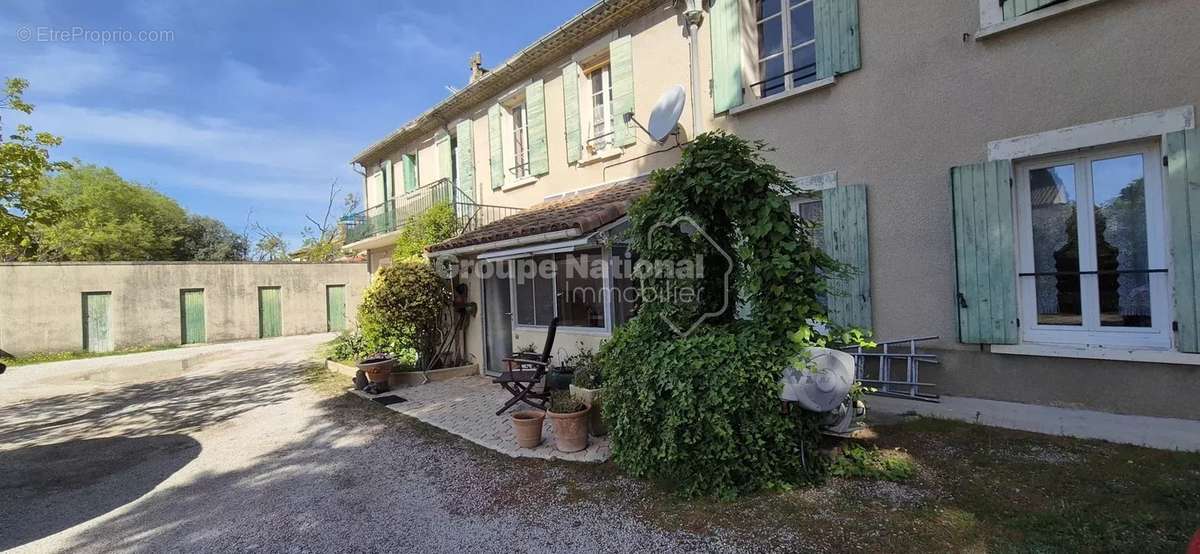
(342, 178), (522, 250)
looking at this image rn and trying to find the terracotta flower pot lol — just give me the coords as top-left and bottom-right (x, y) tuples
(546, 405), (590, 453)
(357, 356), (395, 384)
(511, 410), (545, 448)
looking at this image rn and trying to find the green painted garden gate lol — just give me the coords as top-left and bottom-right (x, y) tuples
(82, 291), (113, 353)
(180, 289), (206, 344)
(258, 287), (282, 338)
(326, 285), (346, 332)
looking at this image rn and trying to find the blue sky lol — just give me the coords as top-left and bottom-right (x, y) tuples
(1, 0), (593, 248)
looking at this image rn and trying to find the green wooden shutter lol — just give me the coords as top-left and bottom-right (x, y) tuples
(1166, 129), (1200, 353)
(815, 0), (861, 80)
(1003, 0), (1059, 21)
(455, 119), (475, 203)
(526, 80), (549, 176)
(258, 287), (282, 338)
(180, 289), (206, 344)
(951, 160), (1018, 344)
(562, 62), (582, 163)
(383, 161), (393, 204)
(82, 292), (113, 353)
(437, 136), (453, 183)
(403, 154), (417, 193)
(372, 170), (385, 208)
(822, 184), (872, 329)
(326, 285), (347, 333)
(709, 0), (743, 113)
(609, 36), (636, 147)
(488, 104), (505, 189)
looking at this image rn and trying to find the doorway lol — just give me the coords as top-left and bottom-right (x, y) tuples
(481, 261), (513, 376)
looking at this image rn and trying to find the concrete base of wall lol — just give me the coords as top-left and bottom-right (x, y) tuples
(869, 394), (1200, 452)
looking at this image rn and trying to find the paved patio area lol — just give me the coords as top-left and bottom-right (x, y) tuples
(353, 376), (611, 463)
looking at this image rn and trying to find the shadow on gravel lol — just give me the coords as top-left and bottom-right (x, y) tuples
(0, 434), (201, 551)
(0, 360), (309, 448)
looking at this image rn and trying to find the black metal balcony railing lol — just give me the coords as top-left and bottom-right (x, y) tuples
(454, 202), (524, 235)
(342, 179), (454, 244)
(341, 178), (524, 246)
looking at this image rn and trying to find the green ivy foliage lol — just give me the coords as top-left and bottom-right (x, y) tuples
(392, 201), (460, 261)
(601, 131), (867, 497)
(357, 260), (451, 369)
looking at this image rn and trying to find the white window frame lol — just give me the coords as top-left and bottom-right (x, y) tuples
(509, 245), (617, 335)
(752, 0), (817, 100)
(585, 63), (614, 154)
(977, 0), (1112, 40)
(1013, 139), (1172, 350)
(509, 102), (530, 181)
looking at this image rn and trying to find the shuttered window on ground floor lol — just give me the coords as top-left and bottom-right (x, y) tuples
(952, 129), (1200, 354)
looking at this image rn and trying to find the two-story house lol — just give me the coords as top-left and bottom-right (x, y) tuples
(348, 0), (1200, 424)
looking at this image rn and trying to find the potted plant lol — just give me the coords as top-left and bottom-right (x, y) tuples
(569, 366), (607, 437)
(356, 354), (395, 385)
(545, 391), (590, 453)
(510, 410), (545, 448)
(545, 364), (575, 392)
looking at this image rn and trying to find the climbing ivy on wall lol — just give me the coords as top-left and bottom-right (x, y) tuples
(601, 131), (868, 497)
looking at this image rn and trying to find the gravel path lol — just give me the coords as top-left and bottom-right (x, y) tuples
(0, 335), (778, 553)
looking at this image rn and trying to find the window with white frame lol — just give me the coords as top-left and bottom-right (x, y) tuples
(585, 63), (614, 153)
(1015, 141), (1170, 349)
(510, 247), (638, 330)
(754, 0), (817, 98)
(509, 102), (530, 180)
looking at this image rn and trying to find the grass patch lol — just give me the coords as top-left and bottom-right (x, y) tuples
(1, 344), (178, 367)
(829, 443), (917, 481)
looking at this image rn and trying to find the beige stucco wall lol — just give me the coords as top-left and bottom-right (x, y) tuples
(357, 0), (1200, 419)
(0, 262), (369, 356)
(709, 0), (1200, 419)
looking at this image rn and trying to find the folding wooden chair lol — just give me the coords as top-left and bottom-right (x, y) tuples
(493, 317), (558, 415)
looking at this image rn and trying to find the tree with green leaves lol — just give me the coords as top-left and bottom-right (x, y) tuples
(32, 164), (189, 261)
(177, 214), (249, 261)
(0, 77), (71, 259)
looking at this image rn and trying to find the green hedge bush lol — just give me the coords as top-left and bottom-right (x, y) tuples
(357, 259), (450, 369)
(600, 131), (867, 497)
(602, 319), (823, 498)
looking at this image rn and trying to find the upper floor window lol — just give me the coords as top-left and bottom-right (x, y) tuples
(755, 0), (817, 98)
(510, 103), (529, 180)
(586, 63), (614, 153)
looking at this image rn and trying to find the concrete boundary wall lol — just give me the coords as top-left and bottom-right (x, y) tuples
(0, 262), (369, 356)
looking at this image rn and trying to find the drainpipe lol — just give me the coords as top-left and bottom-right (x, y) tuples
(681, 0), (705, 136)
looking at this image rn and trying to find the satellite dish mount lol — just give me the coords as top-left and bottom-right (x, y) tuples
(624, 85), (687, 144)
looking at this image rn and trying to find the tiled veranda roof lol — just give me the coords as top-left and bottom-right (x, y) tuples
(428, 176), (652, 253)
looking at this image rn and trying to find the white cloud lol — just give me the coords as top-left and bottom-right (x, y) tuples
(26, 102), (357, 176)
(0, 46), (169, 97)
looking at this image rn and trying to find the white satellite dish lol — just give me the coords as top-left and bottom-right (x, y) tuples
(778, 347), (856, 412)
(646, 85), (686, 143)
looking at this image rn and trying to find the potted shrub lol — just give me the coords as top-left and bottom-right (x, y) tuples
(569, 366), (607, 437)
(356, 354), (395, 384)
(510, 410), (546, 448)
(545, 391), (590, 453)
(545, 365), (575, 392)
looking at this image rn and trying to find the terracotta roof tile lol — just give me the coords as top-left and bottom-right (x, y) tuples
(428, 176), (652, 253)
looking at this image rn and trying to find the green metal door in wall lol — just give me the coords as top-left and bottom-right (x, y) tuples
(258, 287), (282, 338)
(82, 292), (113, 353)
(326, 285), (346, 332)
(180, 289), (206, 344)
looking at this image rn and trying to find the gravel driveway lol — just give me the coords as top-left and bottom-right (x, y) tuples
(0, 335), (762, 553)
